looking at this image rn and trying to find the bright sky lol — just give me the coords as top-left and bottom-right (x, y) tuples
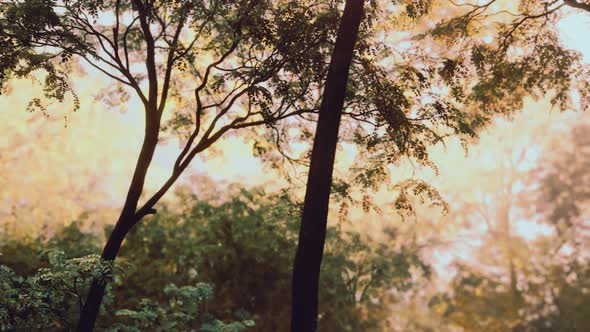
(559, 11), (590, 63)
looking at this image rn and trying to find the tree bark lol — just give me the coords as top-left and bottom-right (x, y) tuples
(76, 213), (137, 331)
(76, 2), (162, 328)
(290, 1), (364, 331)
(76, 117), (160, 331)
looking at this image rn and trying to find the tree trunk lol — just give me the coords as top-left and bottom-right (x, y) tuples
(76, 122), (160, 332)
(76, 213), (136, 331)
(290, 1), (364, 331)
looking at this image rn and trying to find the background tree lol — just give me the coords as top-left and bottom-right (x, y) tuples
(518, 122), (590, 330)
(430, 121), (590, 331)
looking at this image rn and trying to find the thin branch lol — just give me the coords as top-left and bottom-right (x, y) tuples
(77, 53), (131, 85)
(122, 16), (140, 71)
(499, 3), (565, 53)
(158, 12), (187, 114)
(133, 0), (159, 111)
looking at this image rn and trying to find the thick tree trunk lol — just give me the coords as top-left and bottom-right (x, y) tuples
(76, 216), (134, 331)
(290, 1), (364, 331)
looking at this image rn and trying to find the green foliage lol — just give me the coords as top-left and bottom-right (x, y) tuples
(0, 220), (99, 276)
(515, 259), (590, 332)
(0, 253), (247, 332)
(0, 187), (428, 331)
(430, 267), (525, 332)
(433, 259), (590, 332)
(109, 283), (254, 332)
(116, 187), (427, 331)
(0, 251), (115, 331)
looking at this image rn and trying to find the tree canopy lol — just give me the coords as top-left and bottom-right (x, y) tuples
(1, 0), (589, 330)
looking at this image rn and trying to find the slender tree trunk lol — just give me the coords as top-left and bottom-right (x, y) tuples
(76, 118), (160, 332)
(77, 2), (165, 330)
(290, 1), (364, 331)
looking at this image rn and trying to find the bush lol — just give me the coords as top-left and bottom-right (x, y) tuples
(0, 188), (428, 331)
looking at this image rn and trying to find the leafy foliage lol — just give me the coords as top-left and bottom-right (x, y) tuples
(0, 187), (428, 331)
(324, 0), (589, 216)
(108, 283), (254, 332)
(0, 251), (116, 331)
(3, 0), (586, 217)
(116, 188), (428, 331)
(431, 121), (590, 332)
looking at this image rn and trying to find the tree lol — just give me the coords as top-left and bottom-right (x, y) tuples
(2, 0), (588, 330)
(533, 123), (590, 239)
(290, 0), (589, 328)
(563, 0), (590, 12)
(290, 0), (364, 331)
(518, 122), (590, 330)
(429, 120), (590, 331)
(1, 0), (341, 329)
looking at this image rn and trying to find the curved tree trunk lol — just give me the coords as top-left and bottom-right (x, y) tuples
(76, 2), (162, 328)
(76, 213), (137, 331)
(76, 118), (160, 331)
(290, 1), (364, 331)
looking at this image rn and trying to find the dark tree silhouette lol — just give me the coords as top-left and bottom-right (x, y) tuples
(1, 1), (588, 331)
(0, 1), (341, 330)
(290, 0), (364, 331)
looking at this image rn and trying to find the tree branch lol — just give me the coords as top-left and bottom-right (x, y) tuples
(158, 13), (186, 114)
(563, 0), (590, 12)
